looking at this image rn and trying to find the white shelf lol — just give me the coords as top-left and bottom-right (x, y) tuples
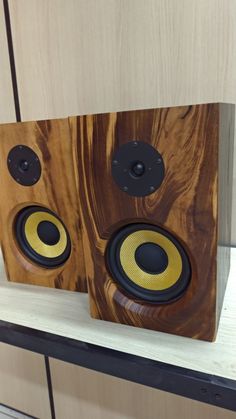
(0, 249), (235, 381)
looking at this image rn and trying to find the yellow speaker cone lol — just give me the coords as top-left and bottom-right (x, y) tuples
(24, 211), (67, 258)
(120, 230), (182, 291)
(15, 206), (71, 268)
(107, 223), (191, 303)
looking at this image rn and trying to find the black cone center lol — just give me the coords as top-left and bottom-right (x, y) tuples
(135, 242), (168, 274)
(19, 159), (30, 172)
(130, 161), (145, 177)
(37, 221), (60, 246)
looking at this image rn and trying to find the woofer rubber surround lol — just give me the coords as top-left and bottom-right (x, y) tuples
(106, 223), (191, 303)
(14, 206), (71, 268)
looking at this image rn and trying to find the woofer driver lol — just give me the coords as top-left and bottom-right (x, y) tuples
(107, 224), (191, 303)
(14, 206), (71, 268)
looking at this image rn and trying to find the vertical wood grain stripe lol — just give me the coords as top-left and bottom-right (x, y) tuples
(3, 0), (21, 122)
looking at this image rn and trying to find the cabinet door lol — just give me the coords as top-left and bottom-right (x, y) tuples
(50, 358), (235, 419)
(0, 344), (51, 418)
(0, 2), (15, 123)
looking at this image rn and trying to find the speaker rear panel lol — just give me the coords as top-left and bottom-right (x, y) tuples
(70, 104), (219, 340)
(0, 119), (87, 291)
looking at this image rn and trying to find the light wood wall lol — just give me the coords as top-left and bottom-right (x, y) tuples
(6, 0), (236, 120)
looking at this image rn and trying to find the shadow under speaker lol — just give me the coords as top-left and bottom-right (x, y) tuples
(0, 119), (87, 292)
(71, 103), (235, 340)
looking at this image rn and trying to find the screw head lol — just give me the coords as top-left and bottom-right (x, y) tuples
(123, 186), (128, 192)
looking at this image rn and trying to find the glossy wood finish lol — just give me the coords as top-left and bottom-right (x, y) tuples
(71, 104), (234, 340)
(0, 119), (86, 291)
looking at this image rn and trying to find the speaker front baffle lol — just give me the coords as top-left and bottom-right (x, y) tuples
(70, 103), (234, 341)
(0, 119), (87, 292)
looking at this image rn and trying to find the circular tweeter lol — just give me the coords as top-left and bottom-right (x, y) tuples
(107, 224), (191, 303)
(111, 141), (165, 197)
(7, 145), (41, 186)
(14, 206), (71, 268)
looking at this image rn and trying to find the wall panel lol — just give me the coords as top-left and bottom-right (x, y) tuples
(0, 2), (15, 122)
(7, 0), (236, 121)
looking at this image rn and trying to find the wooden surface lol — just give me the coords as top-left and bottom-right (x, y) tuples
(0, 343), (51, 419)
(0, 248), (235, 381)
(0, 119), (86, 291)
(0, 3), (15, 123)
(50, 359), (236, 419)
(71, 104), (230, 341)
(7, 0), (236, 121)
(2, 0), (236, 245)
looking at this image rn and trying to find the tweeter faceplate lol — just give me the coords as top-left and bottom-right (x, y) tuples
(111, 141), (165, 197)
(7, 145), (41, 186)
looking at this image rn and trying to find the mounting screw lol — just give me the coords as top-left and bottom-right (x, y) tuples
(157, 158), (162, 164)
(132, 141), (138, 147)
(123, 186), (128, 192)
(149, 186), (155, 192)
(112, 160), (118, 166)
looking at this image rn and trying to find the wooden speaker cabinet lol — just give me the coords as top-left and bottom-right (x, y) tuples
(70, 103), (234, 340)
(0, 119), (87, 292)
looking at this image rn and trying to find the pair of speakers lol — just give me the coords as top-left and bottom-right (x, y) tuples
(0, 104), (234, 341)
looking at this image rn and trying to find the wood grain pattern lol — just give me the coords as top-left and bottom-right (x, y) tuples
(4, 0), (236, 247)
(0, 343), (51, 419)
(7, 0), (236, 120)
(50, 358), (236, 419)
(70, 104), (233, 341)
(0, 119), (87, 291)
